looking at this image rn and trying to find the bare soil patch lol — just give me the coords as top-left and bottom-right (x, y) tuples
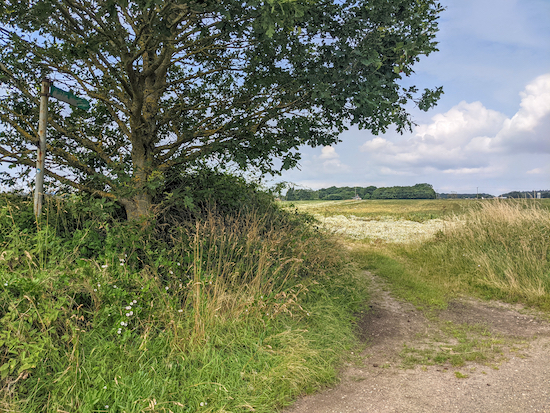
(284, 272), (550, 413)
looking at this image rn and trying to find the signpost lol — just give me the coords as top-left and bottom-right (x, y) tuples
(34, 80), (90, 217)
(50, 85), (91, 111)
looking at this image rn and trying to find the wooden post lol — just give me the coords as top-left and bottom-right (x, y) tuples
(34, 78), (50, 217)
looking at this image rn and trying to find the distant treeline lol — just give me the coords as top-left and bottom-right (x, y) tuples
(500, 190), (550, 199)
(437, 193), (494, 199)
(285, 183), (436, 200)
(437, 190), (550, 199)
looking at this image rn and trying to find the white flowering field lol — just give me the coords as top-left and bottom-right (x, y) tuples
(281, 199), (466, 243)
(314, 214), (448, 243)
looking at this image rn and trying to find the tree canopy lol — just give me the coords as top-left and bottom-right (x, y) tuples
(0, 0), (443, 219)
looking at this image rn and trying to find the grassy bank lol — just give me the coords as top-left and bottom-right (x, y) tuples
(0, 194), (366, 412)
(350, 200), (550, 312)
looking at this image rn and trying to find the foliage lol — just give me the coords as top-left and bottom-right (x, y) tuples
(437, 193), (494, 199)
(372, 183), (436, 199)
(285, 183), (436, 201)
(0, 0), (443, 218)
(0, 192), (366, 412)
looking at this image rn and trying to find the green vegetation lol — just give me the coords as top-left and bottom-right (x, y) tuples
(403, 200), (550, 310)
(284, 198), (466, 222)
(285, 184), (436, 201)
(348, 199), (550, 311)
(0, 0), (443, 219)
(0, 187), (366, 412)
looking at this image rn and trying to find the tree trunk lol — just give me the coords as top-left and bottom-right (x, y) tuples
(120, 192), (153, 221)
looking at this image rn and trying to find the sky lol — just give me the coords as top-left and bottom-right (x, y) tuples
(272, 0), (550, 196)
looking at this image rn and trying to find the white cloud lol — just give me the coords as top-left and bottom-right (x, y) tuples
(493, 73), (550, 153)
(359, 73), (550, 174)
(319, 146), (339, 160)
(313, 146), (350, 173)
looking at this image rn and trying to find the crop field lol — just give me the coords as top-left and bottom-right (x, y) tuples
(281, 199), (468, 243)
(281, 199), (467, 222)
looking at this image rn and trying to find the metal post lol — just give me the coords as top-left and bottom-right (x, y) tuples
(34, 78), (50, 217)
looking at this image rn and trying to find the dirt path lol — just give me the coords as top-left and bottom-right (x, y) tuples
(285, 272), (550, 413)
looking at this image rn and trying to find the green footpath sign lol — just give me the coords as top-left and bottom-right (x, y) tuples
(50, 85), (90, 111)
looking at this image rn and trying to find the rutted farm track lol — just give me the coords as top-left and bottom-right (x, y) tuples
(285, 272), (550, 413)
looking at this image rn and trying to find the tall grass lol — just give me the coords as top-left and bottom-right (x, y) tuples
(402, 200), (550, 309)
(0, 195), (366, 412)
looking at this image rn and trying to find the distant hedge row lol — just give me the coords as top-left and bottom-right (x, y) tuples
(285, 183), (436, 200)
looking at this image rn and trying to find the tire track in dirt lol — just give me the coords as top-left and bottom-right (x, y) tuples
(284, 272), (550, 413)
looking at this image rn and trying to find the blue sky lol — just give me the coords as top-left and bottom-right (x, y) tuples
(273, 0), (550, 196)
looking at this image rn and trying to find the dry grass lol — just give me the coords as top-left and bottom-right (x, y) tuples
(440, 200), (550, 302)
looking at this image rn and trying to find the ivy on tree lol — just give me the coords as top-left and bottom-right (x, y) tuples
(0, 0), (444, 219)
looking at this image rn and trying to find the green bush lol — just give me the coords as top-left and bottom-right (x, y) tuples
(0, 185), (365, 412)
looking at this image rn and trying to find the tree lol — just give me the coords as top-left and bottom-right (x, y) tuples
(0, 0), (444, 219)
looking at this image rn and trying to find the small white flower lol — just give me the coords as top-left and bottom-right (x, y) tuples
(169, 270), (173, 275)
(132, 300), (137, 304)
(165, 286), (169, 290)
(178, 309), (183, 313)
(105, 406), (109, 409)
(129, 311), (133, 316)
(209, 281), (212, 285)
(179, 283), (182, 288)
(103, 386), (107, 389)
(126, 313), (130, 317)
(97, 283), (101, 287)
(120, 321), (125, 326)
(177, 262), (181, 266)
(101, 265), (108, 269)
(119, 258), (124, 262)
(125, 306), (132, 310)
(113, 285), (117, 288)
(307, 313), (310, 316)
(94, 289), (97, 292)
(120, 262), (124, 266)
(4, 283), (7, 286)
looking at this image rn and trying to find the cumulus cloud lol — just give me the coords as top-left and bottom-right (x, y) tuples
(313, 146), (350, 173)
(319, 146), (339, 160)
(360, 73), (550, 173)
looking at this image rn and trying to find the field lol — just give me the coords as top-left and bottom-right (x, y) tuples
(280, 199), (467, 221)
(285, 198), (550, 310)
(1, 195), (549, 412)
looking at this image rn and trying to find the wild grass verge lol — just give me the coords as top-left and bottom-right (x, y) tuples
(354, 200), (550, 312)
(0, 194), (366, 412)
